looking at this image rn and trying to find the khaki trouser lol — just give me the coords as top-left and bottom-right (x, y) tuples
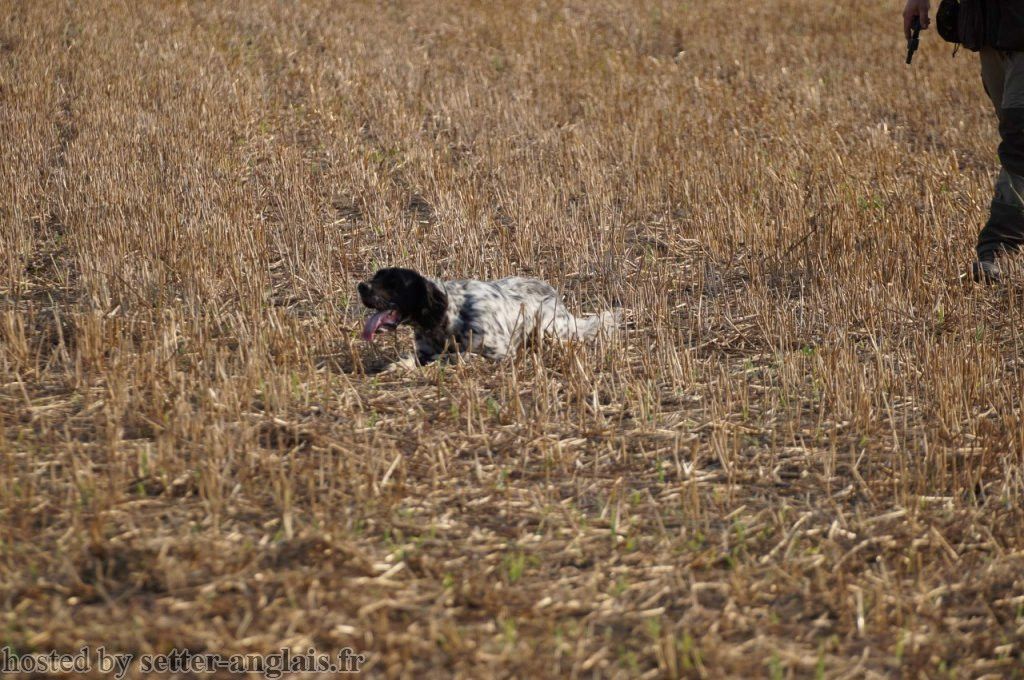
(978, 48), (1024, 257)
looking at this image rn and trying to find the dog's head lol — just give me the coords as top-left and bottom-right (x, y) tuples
(357, 268), (448, 341)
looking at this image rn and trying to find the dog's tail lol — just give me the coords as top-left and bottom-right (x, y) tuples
(567, 309), (621, 340)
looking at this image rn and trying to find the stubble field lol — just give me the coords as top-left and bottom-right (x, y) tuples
(2, 0), (1024, 677)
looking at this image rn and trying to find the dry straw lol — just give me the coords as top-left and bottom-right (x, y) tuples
(1, 0), (1022, 677)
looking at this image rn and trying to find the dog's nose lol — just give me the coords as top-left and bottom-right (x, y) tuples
(357, 282), (369, 297)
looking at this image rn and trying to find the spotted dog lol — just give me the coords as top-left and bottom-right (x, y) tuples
(358, 268), (617, 364)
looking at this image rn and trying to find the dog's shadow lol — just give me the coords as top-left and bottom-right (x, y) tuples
(315, 336), (399, 376)
(317, 332), (453, 376)
(317, 341), (488, 377)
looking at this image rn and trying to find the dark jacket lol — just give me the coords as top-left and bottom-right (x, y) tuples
(986, 0), (1024, 52)
(950, 0), (1024, 52)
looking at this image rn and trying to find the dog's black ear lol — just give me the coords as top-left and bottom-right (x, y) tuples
(421, 280), (448, 325)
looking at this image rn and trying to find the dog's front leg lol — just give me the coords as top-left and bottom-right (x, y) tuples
(414, 334), (445, 366)
(415, 349), (440, 365)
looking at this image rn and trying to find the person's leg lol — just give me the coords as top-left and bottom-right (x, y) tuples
(976, 49), (1024, 262)
(980, 47), (1006, 110)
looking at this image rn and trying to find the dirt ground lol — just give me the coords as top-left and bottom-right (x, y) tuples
(1, 0), (1023, 677)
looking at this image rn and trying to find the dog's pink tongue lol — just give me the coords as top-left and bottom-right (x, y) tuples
(362, 310), (399, 342)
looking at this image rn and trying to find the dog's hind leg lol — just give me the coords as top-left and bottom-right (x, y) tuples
(541, 299), (618, 340)
(569, 309), (620, 339)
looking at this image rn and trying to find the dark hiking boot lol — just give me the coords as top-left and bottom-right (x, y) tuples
(972, 258), (1002, 284)
(971, 252), (1003, 284)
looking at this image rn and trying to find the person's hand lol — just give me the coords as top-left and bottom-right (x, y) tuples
(903, 0), (931, 40)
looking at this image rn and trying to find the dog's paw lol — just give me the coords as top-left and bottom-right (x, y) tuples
(375, 354), (420, 374)
(396, 354), (421, 370)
